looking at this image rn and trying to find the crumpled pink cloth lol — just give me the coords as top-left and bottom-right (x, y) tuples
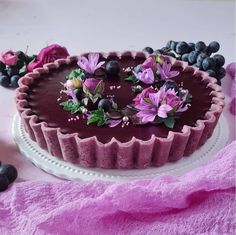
(0, 141), (235, 235)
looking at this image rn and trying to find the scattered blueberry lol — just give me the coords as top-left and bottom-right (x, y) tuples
(7, 66), (19, 77)
(105, 60), (120, 76)
(176, 41), (190, 54)
(98, 99), (111, 112)
(188, 42), (195, 51)
(213, 54), (225, 67)
(0, 75), (10, 88)
(0, 164), (18, 184)
(166, 52), (176, 58)
(195, 41), (207, 52)
(208, 41), (220, 53)
(10, 75), (21, 88)
(206, 69), (217, 78)
(142, 47), (154, 54)
(196, 53), (208, 65)
(202, 57), (216, 71)
(181, 53), (189, 62)
(188, 51), (200, 64)
(0, 174), (9, 192)
(170, 41), (177, 51)
(215, 67), (226, 79)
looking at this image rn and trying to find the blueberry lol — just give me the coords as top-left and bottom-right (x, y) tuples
(10, 75), (21, 88)
(215, 67), (226, 79)
(7, 66), (19, 77)
(16, 51), (26, 61)
(195, 41), (207, 52)
(170, 41), (177, 51)
(213, 54), (225, 67)
(98, 99), (111, 112)
(166, 40), (172, 48)
(206, 69), (217, 78)
(208, 41), (220, 53)
(105, 60), (120, 76)
(166, 52), (176, 58)
(74, 88), (83, 100)
(181, 53), (189, 62)
(0, 75), (10, 88)
(202, 57), (216, 71)
(164, 81), (179, 92)
(0, 61), (6, 72)
(0, 164), (17, 184)
(0, 70), (7, 76)
(188, 42), (195, 51)
(142, 47), (154, 54)
(217, 79), (221, 86)
(176, 41), (190, 55)
(188, 51), (200, 64)
(197, 52), (208, 66)
(153, 49), (164, 55)
(0, 174), (9, 192)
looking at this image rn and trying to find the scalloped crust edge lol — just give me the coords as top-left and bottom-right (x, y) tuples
(15, 52), (225, 169)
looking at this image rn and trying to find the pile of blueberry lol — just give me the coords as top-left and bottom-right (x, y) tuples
(0, 162), (17, 192)
(0, 51), (36, 88)
(143, 40), (226, 84)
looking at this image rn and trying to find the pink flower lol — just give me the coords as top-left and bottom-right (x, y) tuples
(27, 44), (69, 72)
(133, 87), (156, 105)
(157, 61), (179, 81)
(135, 87), (186, 123)
(134, 68), (155, 84)
(142, 56), (155, 69)
(0, 50), (18, 65)
(78, 53), (105, 74)
(83, 78), (104, 95)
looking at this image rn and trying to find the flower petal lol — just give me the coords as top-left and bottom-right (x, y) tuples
(157, 104), (172, 118)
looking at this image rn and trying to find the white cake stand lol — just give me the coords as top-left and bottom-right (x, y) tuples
(12, 113), (229, 182)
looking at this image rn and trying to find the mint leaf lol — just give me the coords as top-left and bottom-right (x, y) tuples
(87, 109), (108, 126)
(124, 75), (139, 84)
(60, 100), (81, 114)
(66, 69), (85, 80)
(163, 116), (175, 129)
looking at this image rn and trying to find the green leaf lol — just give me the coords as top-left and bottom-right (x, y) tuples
(87, 109), (108, 126)
(124, 75), (139, 84)
(94, 80), (103, 95)
(112, 102), (118, 110)
(60, 100), (81, 114)
(163, 116), (175, 129)
(87, 116), (100, 125)
(19, 65), (27, 74)
(66, 69), (85, 80)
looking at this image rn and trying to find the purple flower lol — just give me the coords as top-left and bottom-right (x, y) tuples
(77, 53), (105, 74)
(83, 78), (104, 95)
(27, 44), (69, 72)
(64, 89), (78, 103)
(157, 61), (179, 81)
(134, 68), (155, 84)
(142, 56), (155, 69)
(133, 87), (156, 105)
(135, 87), (185, 123)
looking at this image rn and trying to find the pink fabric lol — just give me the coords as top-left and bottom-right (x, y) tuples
(0, 141), (235, 235)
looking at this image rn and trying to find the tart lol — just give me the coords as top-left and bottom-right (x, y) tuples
(16, 51), (224, 169)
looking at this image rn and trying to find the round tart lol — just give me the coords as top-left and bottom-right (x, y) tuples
(16, 51), (224, 169)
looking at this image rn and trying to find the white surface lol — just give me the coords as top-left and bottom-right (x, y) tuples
(13, 113), (229, 182)
(0, 0), (235, 182)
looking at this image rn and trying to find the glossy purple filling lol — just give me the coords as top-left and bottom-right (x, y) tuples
(27, 55), (212, 143)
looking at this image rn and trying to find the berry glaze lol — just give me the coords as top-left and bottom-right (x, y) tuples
(26, 53), (212, 143)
